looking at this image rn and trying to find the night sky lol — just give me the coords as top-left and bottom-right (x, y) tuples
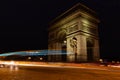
(0, 0), (120, 60)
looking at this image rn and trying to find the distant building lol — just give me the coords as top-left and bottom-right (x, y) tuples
(48, 3), (100, 62)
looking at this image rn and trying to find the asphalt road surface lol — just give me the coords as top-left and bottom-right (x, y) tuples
(0, 66), (120, 80)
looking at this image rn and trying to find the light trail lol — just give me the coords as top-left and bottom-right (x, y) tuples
(0, 50), (73, 57)
(1, 61), (120, 72)
(0, 61), (111, 71)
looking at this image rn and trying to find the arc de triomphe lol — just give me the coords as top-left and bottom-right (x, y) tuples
(48, 3), (100, 62)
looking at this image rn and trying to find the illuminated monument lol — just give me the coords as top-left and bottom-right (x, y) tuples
(48, 3), (100, 62)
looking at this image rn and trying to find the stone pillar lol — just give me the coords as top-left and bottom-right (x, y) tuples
(67, 37), (75, 62)
(77, 35), (87, 62)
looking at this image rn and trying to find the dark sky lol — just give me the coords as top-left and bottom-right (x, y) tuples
(0, 0), (120, 59)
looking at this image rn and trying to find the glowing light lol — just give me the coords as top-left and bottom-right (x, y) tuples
(117, 61), (119, 63)
(40, 57), (43, 60)
(26, 51), (39, 53)
(0, 50), (74, 57)
(15, 66), (19, 71)
(28, 57), (31, 60)
(99, 59), (103, 63)
(10, 65), (14, 71)
(64, 40), (67, 43)
(10, 61), (15, 65)
(0, 65), (4, 68)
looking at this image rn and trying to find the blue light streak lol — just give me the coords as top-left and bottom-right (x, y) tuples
(0, 50), (71, 57)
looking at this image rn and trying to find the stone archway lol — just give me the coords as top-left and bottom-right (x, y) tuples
(86, 38), (94, 62)
(57, 29), (67, 62)
(48, 3), (100, 62)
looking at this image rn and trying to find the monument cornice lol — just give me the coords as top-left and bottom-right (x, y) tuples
(66, 31), (99, 40)
(49, 10), (99, 31)
(49, 3), (100, 30)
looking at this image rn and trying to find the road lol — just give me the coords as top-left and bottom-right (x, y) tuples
(0, 65), (120, 80)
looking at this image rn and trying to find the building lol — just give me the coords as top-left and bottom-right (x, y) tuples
(48, 3), (100, 62)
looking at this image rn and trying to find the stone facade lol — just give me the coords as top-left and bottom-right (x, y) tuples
(48, 3), (100, 62)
